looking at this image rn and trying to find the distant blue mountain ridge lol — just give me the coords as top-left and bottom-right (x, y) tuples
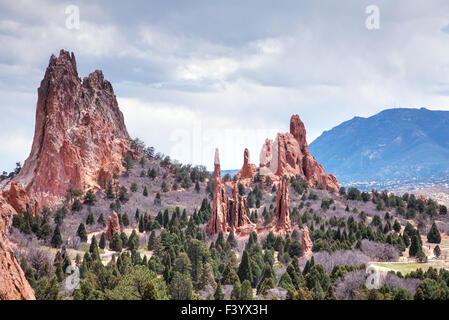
(309, 108), (449, 183)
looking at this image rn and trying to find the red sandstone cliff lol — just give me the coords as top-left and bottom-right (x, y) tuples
(0, 196), (35, 299)
(0, 49), (132, 300)
(259, 115), (339, 191)
(12, 49), (131, 209)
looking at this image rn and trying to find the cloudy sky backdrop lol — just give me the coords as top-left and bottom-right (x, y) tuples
(1, 0), (449, 172)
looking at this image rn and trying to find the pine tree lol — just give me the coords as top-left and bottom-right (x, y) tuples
(106, 181), (115, 199)
(99, 232), (106, 249)
(161, 181), (169, 193)
(77, 223), (88, 242)
(414, 287), (425, 300)
(231, 281), (241, 300)
(83, 189), (97, 205)
(109, 233), (122, 252)
(86, 211), (95, 225)
(222, 263), (240, 285)
(214, 283), (224, 300)
(197, 262), (216, 290)
(393, 219), (401, 233)
(303, 260), (311, 275)
(51, 225), (62, 248)
(237, 250), (252, 285)
(311, 280), (325, 300)
(143, 186), (148, 197)
(195, 181), (200, 193)
(325, 284), (337, 300)
(294, 287), (313, 300)
(89, 235), (100, 260)
(128, 230), (140, 250)
(163, 210), (170, 228)
(97, 213), (106, 227)
(227, 230), (237, 248)
(71, 199), (83, 212)
(138, 215), (145, 233)
(409, 234), (422, 257)
(434, 245), (441, 258)
(427, 222), (441, 244)
(142, 280), (159, 300)
(240, 280), (253, 300)
(148, 231), (156, 250)
(215, 231), (225, 250)
(120, 232), (128, 246)
(181, 209), (188, 226)
(163, 254), (172, 283)
(154, 192), (161, 205)
(122, 213), (130, 226)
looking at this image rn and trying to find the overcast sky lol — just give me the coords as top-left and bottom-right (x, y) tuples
(1, 0), (449, 173)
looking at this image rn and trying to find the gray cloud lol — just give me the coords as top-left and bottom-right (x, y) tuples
(1, 0), (449, 172)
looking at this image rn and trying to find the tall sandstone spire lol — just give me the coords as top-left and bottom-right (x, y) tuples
(236, 148), (257, 179)
(208, 149), (228, 235)
(207, 148), (255, 237)
(273, 178), (292, 236)
(12, 49), (131, 209)
(260, 114), (339, 191)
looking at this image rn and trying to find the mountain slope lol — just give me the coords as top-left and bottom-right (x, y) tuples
(309, 108), (449, 182)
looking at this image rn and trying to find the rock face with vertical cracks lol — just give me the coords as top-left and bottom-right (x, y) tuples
(272, 178), (292, 236)
(259, 115), (339, 191)
(227, 181), (254, 234)
(12, 49), (131, 210)
(0, 196), (35, 300)
(208, 149), (229, 236)
(207, 149), (255, 237)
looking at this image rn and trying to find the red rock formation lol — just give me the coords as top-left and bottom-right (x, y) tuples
(105, 211), (121, 240)
(2, 182), (38, 216)
(301, 225), (313, 258)
(208, 149), (229, 236)
(228, 181), (254, 231)
(272, 178), (292, 235)
(236, 148), (257, 179)
(0, 196), (35, 300)
(208, 149), (255, 236)
(259, 115), (339, 191)
(13, 49), (131, 209)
